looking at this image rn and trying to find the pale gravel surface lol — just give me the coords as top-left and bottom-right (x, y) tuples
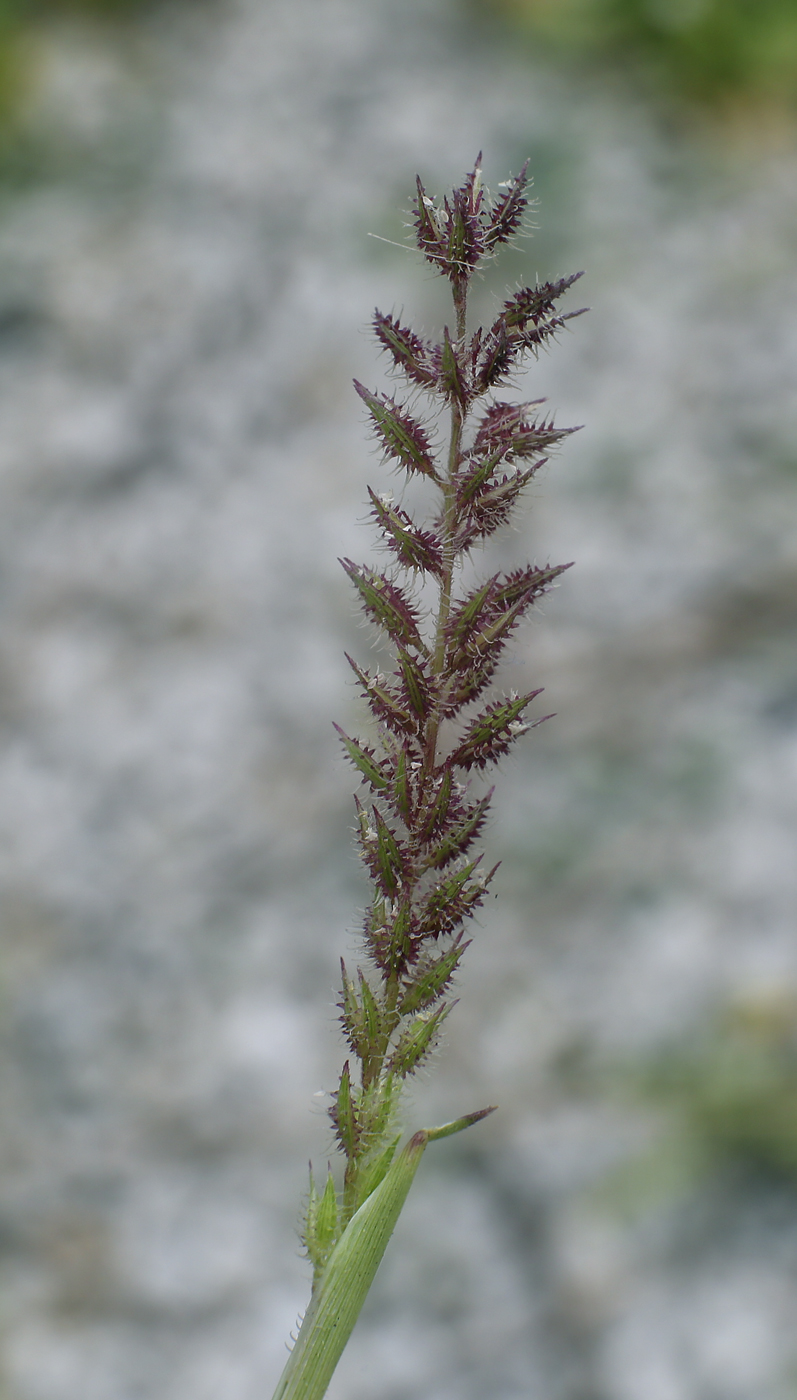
(0, 1), (796, 1398)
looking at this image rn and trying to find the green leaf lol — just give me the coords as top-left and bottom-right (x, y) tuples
(273, 1112), (495, 1400)
(352, 1135), (401, 1211)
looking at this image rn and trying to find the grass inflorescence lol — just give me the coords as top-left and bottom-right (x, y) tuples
(304, 155), (585, 1279)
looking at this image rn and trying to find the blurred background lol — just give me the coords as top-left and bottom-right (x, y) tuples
(0, 1), (796, 1397)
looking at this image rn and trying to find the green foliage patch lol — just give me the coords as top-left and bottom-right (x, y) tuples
(0, 0), (163, 144)
(472, 0), (797, 115)
(640, 995), (797, 1183)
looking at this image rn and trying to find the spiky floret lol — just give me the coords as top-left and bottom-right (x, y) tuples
(372, 312), (437, 387)
(412, 153), (532, 287)
(354, 381), (439, 479)
(303, 158), (584, 1279)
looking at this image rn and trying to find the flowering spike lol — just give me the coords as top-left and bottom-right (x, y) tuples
(461, 153), (484, 212)
(444, 187), (484, 276)
(339, 959), (364, 1055)
(446, 578), (497, 650)
(455, 454), (501, 508)
(303, 1168), (320, 1260)
(442, 655), (501, 714)
(448, 595), (534, 676)
(412, 156), (498, 286)
(493, 561), (574, 609)
(362, 896), (390, 971)
(352, 1135), (401, 1207)
(303, 1166), (343, 1274)
(331, 161), (579, 1195)
(280, 162), (583, 1392)
(388, 900), (415, 974)
(472, 272), (586, 389)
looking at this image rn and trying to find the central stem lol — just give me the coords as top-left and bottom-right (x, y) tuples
(424, 278), (468, 775)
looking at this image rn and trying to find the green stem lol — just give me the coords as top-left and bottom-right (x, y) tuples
(424, 282), (468, 775)
(271, 1110), (494, 1400)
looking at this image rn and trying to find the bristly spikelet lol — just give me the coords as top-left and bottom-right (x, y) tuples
(373, 312), (437, 387)
(303, 156), (585, 1274)
(354, 381), (439, 479)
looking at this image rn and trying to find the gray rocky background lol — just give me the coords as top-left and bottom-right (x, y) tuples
(0, 0), (796, 1397)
